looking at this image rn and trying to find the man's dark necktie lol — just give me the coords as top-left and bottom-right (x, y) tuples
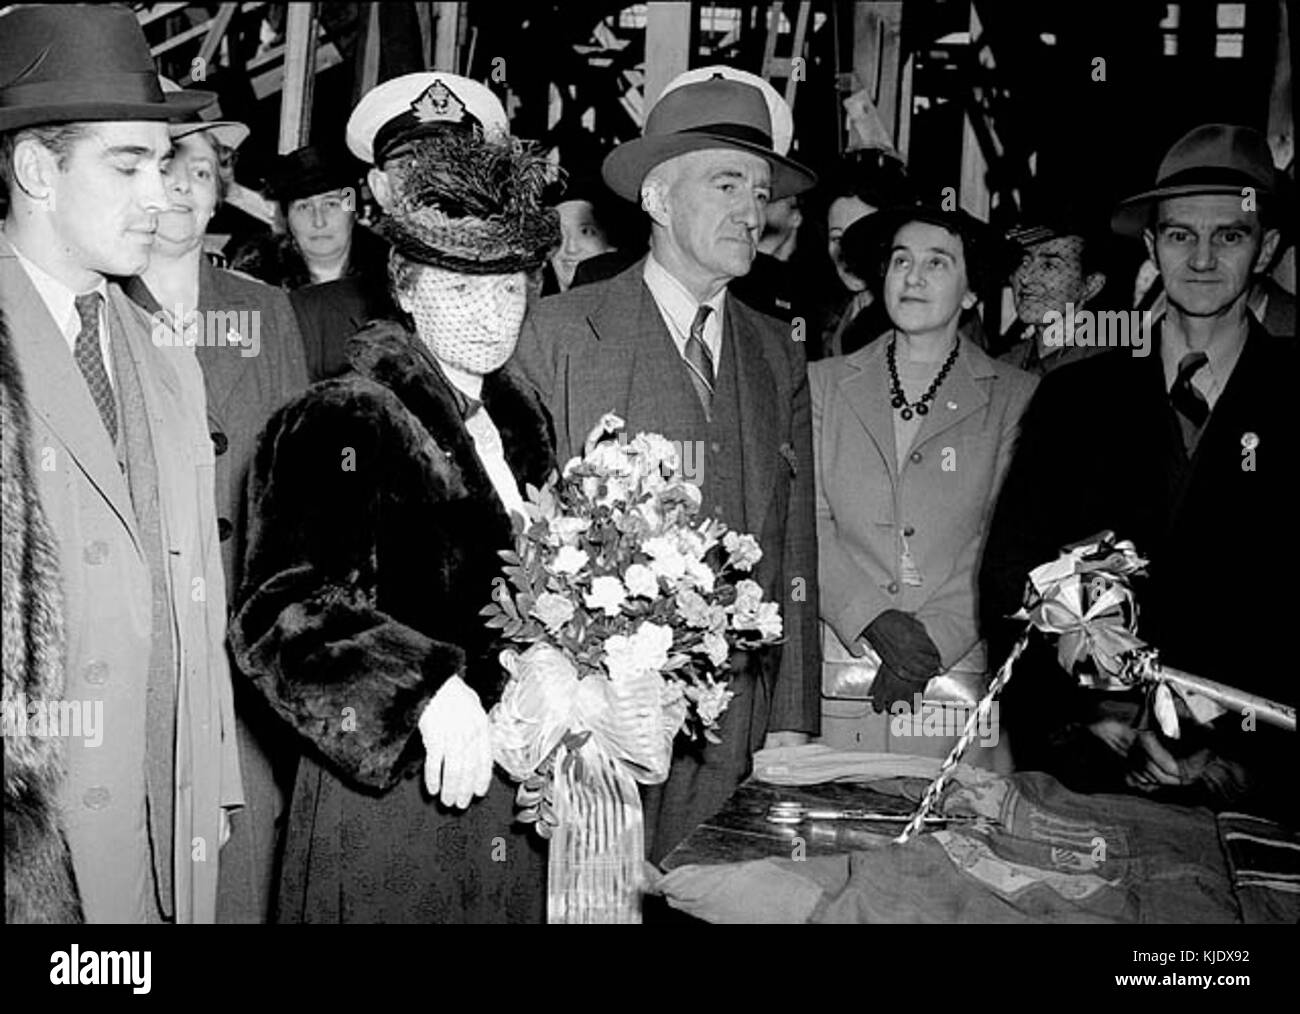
(73, 291), (117, 442)
(1171, 350), (1210, 455)
(683, 304), (715, 412)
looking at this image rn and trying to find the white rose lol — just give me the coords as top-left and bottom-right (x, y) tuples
(547, 516), (591, 546)
(702, 631), (729, 667)
(733, 579), (763, 615)
(531, 592), (576, 633)
(643, 536), (686, 582)
(550, 544), (589, 576)
(723, 531), (763, 571)
(624, 563), (660, 599)
(584, 575), (627, 617)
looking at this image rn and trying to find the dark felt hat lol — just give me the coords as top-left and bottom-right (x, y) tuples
(1111, 124), (1293, 236)
(602, 74), (816, 202)
(0, 4), (213, 131)
(264, 144), (364, 204)
(841, 201), (1008, 288)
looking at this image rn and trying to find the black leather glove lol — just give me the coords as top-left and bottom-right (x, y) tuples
(863, 610), (942, 681)
(870, 662), (929, 714)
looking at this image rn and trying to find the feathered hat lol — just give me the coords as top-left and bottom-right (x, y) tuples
(378, 125), (560, 275)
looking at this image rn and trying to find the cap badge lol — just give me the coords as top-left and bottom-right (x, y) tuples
(412, 80), (467, 125)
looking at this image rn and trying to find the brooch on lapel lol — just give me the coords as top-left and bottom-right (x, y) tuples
(1241, 432), (1259, 451)
(778, 441), (798, 476)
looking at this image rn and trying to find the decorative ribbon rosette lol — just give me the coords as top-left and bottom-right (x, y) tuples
(482, 414), (784, 922)
(895, 532), (1294, 844)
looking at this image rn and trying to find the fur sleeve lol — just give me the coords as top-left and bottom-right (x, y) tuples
(229, 380), (464, 793)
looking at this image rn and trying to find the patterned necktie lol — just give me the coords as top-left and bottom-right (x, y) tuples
(73, 291), (117, 443)
(683, 304), (716, 410)
(1171, 350), (1210, 455)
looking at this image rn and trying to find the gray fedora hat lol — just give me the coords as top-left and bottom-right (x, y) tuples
(0, 4), (213, 132)
(602, 73), (816, 202)
(1111, 124), (1292, 236)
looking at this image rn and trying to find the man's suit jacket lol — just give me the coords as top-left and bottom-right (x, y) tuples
(811, 338), (1038, 677)
(1, 235), (241, 923)
(514, 258), (820, 737)
(980, 319), (1294, 813)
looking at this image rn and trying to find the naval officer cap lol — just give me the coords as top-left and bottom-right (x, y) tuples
(346, 72), (510, 166)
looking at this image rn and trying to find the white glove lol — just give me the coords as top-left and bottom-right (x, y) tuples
(419, 675), (493, 809)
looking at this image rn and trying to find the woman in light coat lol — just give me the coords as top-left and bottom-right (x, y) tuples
(810, 205), (1036, 761)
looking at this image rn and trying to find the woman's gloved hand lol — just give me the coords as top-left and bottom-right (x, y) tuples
(419, 675), (493, 809)
(862, 610), (942, 713)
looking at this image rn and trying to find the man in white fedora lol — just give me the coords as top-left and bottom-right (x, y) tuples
(514, 71), (822, 863)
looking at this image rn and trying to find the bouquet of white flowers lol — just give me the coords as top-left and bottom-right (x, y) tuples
(482, 413), (783, 922)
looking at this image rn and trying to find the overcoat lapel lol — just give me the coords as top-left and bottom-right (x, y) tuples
(0, 241), (141, 551)
(729, 298), (780, 530)
(194, 259), (258, 416)
(837, 338), (899, 483)
(583, 262), (654, 439)
(910, 340), (994, 451)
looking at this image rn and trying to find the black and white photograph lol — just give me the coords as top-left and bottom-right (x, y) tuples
(0, 0), (1294, 985)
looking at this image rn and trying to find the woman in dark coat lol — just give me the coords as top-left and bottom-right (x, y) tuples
(230, 109), (560, 923)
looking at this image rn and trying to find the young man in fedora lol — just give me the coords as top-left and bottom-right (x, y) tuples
(980, 124), (1295, 824)
(513, 72), (822, 863)
(0, 3), (242, 921)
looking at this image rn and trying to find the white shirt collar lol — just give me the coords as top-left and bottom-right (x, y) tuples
(642, 253), (726, 364)
(1159, 313), (1248, 410)
(10, 241), (111, 381)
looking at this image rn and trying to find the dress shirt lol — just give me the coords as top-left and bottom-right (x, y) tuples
(1159, 317), (1247, 411)
(10, 241), (113, 390)
(642, 253), (726, 368)
(440, 361), (530, 525)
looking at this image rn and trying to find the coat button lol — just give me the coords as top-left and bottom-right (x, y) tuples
(84, 660), (109, 685)
(217, 518), (233, 541)
(83, 540), (109, 565)
(710, 442), (722, 454)
(83, 786), (111, 810)
(886, 581), (900, 594)
(909, 450), (923, 464)
(902, 525), (915, 537)
(210, 431), (229, 456)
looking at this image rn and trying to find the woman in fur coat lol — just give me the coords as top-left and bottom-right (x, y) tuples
(230, 112), (560, 923)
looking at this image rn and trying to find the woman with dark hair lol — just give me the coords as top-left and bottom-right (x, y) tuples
(229, 91), (560, 923)
(120, 84), (311, 923)
(810, 204), (1036, 765)
(817, 148), (915, 358)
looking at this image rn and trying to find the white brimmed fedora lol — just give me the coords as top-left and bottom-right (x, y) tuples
(602, 72), (816, 202)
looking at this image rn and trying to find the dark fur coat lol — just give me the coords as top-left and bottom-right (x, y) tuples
(230, 320), (556, 793)
(1, 308), (83, 923)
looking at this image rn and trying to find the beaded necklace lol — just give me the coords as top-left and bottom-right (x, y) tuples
(887, 332), (959, 420)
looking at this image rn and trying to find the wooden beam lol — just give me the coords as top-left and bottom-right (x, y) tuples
(415, 2), (434, 70)
(360, 2), (382, 96)
(645, 1), (692, 110)
(784, 2), (811, 111)
(432, 2), (462, 72)
(180, 2), (238, 86)
(851, 2), (904, 145)
(137, 3), (188, 28)
(958, 3), (989, 219)
(252, 42), (342, 101)
(278, 2), (319, 154)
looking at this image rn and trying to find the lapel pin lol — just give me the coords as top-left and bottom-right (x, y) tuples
(946, 400), (958, 410)
(1241, 432), (1259, 451)
(227, 329), (242, 346)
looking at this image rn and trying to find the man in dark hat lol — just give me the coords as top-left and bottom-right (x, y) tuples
(513, 71), (822, 864)
(980, 124), (1295, 823)
(0, 3), (242, 922)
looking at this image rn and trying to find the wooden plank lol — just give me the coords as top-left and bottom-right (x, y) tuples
(851, 2), (904, 145)
(415, 2), (434, 70)
(958, 3), (989, 220)
(784, 2), (811, 111)
(360, 2), (382, 96)
(137, 3), (188, 28)
(184, 2), (238, 84)
(278, 2), (318, 154)
(896, 52), (914, 161)
(432, 2), (461, 72)
(645, 1), (692, 109)
(252, 42), (341, 101)
(150, 17), (214, 57)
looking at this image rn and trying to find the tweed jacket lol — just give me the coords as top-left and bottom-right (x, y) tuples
(513, 258), (820, 736)
(810, 336), (1038, 675)
(1, 234), (241, 924)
